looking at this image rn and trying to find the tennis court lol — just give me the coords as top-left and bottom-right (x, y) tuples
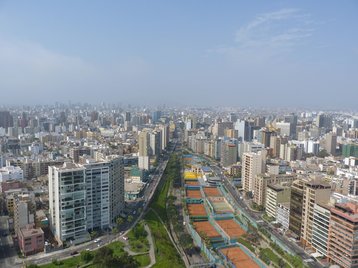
(187, 203), (207, 217)
(203, 187), (222, 197)
(216, 219), (245, 239)
(193, 221), (222, 239)
(186, 189), (202, 199)
(220, 246), (259, 268)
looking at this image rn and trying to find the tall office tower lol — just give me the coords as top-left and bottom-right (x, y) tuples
(269, 135), (281, 158)
(49, 163), (87, 245)
(125, 112), (131, 122)
(316, 113), (333, 130)
(138, 130), (150, 170)
(289, 179), (304, 238)
(220, 140), (238, 167)
(235, 119), (250, 141)
(228, 113), (237, 123)
(254, 116), (266, 128)
(284, 113), (298, 138)
(213, 121), (233, 137)
(324, 132), (337, 156)
(328, 202), (358, 268)
(159, 124), (170, 151)
(276, 122), (291, 137)
(0, 111), (13, 129)
(242, 150), (266, 194)
(152, 111), (162, 124)
(260, 128), (272, 148)
(149, 131), (162, 157)
(124, 112), (132, 131)
(300, 179), (331, 248)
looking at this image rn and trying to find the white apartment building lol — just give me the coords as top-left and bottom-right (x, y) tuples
(312, 203), (330, 257)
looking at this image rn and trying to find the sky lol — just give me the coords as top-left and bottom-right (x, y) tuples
(0, 1), (357, 109)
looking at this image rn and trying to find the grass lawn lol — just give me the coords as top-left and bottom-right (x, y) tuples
(107, 241), (126, 257)
(134, 253), (151, 267)
(260, 248), (289, 267)
(127, 222), (150, 253)
(39, 255), (85, 268)
(145, 210), (184, 268)
(237, 237), (255, 253)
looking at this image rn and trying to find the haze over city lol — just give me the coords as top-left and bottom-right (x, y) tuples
(0, 1), (357, 108)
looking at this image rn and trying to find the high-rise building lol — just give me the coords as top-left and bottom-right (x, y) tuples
(242, 151), (266, 194)
(234, 120), (250, 142)
(342, 143), (358, 158)
(159, 124), (170, 151)
(260, 128), (273, 148)
(289, 179), (304, 238)
(84, 161), (111, 230)
(328, 202), (358, 268)
(220, 140), (238, 167)
(254, 174), (295, 206)
(316, 113), (332, 130)
(324, 132), (337, 156)
(312, 203), (331, 257)
(0, 111), (13, 129)
(149, 131), (162, 157)
(265, 184), (291, 219)
(49, 163), (88, 245)
(138, 130), (150, 170)
(284, 113), (298, 138)
(152, 111), (162, 124)
(300, 179), (331, 248)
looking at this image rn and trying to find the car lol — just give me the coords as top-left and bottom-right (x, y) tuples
(70, 251), (79, 255)
(86, 248), (90, 251)
(123, 236), (128, 241)
(94, 238), (101, 243)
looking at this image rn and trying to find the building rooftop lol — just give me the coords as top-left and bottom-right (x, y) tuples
(331, 202), (358, 222)
(20, 226), (44, 237)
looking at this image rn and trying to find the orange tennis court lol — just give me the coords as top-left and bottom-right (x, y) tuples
(203, 187), (222, 197)
(186, 189), (202, 199)
(193, 221), (221, 239)
(220, 247), (259, 268)
(185, 180), (200, 186)
(216, 219), (246, 239)
(187, 203), (207, 216)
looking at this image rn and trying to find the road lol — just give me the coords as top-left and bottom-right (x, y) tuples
(15, 140), (179, 267)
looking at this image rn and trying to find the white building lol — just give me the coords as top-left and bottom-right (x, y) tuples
(49, 163), (88, 245)
(0, 166), (24, 182)
(242, 151), (266, 193)
(312, 203), (331, 257)
(276, 202), (290, 231)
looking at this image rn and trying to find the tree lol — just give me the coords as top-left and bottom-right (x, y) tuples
(90, 230), (98, 239)
(93, 247), (118, 267)
(116, 217), (124, 226)
(81, 251), (94, 262)
(112, 227), (119, 234)
(127, 215), (134, 223)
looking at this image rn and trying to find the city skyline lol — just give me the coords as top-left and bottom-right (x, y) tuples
(0, 1), (357, 108)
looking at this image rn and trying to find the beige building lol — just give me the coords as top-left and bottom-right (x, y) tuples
(265, 184), (291, 218)
(300, 179), (331, 248)
(242, 151), (266, 194)
(253, 173), (296, 206)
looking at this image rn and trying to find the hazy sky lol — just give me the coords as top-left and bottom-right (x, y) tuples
(0, 1), (357, 108)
